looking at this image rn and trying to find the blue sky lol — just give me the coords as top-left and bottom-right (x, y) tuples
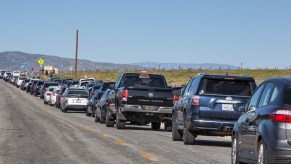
(0, 0), (291, 68)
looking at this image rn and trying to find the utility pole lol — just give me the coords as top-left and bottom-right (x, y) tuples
(74, 29), (79, 78)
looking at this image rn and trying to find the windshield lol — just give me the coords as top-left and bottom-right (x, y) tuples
(102, 83), (115, 91)
(68, 90), (88, 95)
(201, 78), (252, 96)
(120, 75), (167, 88)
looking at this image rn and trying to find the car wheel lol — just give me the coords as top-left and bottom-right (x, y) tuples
(95, 113), (100, 122)
(172, 115), (182, 141)
(105, 110), (114, 127)
(231, 135), (240, 164)
(116, 108), (125, 129)
(44, 100), (48, 104)
(164, 120), (172, 132)
(91, 108), (95, 117)
(99, 110), (105, 124)
(151, 121), (161, 130)
(257, 140), (266, 164)
(183, 119), (195, 145)
(86, 106), (91, 116)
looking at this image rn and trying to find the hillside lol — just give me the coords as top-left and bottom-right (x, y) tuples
(0, 51), (141, 71)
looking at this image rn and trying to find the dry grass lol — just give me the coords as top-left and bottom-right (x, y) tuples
(56, 69), (291, 86)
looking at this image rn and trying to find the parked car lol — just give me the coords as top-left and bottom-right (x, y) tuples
(232, 77), (291, 164)
(33, 80), (45, 96)
(40, 82), (60, 99)
(172, 73), (257, 145)
(96, 89), (114, 126)
(87, 92), (100, 118)
(66, 80), (79, 87)
(48, 87), (61, 106)
(55, 85), (68, 108)
(88, 84), (103, 99)
(60, 88), (89, 113)
(44, 86), (61, 104)
(20, 79), (30, 90)
(107, 73), (173, 130)
(92, 82), (115, 119)
(3, 72), (12, 81)
(16, 77), (27, 88)
(0, 70), (6, 79)
(30, 79), (40, 95)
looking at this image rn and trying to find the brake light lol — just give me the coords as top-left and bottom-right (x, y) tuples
(122, 90), (128, 101)
(47, 93), (51, 96)
(139, 73), (149, 77)
(269, 108), (291, 123)
(96, 100), (99, 104)
(92, 91), (96, 94)
(173, 95), (179, 104)
(105, 100), (108, 105)
(192, 96), (200, 106)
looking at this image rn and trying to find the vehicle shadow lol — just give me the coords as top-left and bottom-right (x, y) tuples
(119, 124), (165, 132)
(193, 139), (231, 147)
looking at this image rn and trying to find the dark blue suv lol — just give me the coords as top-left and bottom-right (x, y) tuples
(172, 73), (257, 145)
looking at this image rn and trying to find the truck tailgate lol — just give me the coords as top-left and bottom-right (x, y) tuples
(126, 86), (173, 107)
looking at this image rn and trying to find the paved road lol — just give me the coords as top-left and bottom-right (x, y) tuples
(0, 80), (232, 164)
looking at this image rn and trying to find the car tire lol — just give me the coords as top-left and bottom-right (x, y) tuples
(95, 113), (100, 122)
(44, 100), (48, 104)
(86, 106), (91, 116)
(91, 108), (95, 117)
(151, 121), (161, 130)
(183, 119), (196, 145)
(40, 96), (44, 99)
(172, 115), (182, 141)
(99, 109), (105, 124)
(116, 108), (125, 129)
(257, 140), (266, 164)
(105, 110), (114, 127)
(164, 120), (172, 132)
(231, 135), (240, 164)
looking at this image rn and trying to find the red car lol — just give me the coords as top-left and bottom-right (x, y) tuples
(55, 85), (67, 108)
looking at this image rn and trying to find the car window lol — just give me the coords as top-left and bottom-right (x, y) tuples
(183, 79), (194, 96)
(246, 84), (265, 111)
(258, 83), (274, 108)
(284, 86), (291, 107)
(270, 86), (279, 103)
(203, 78), (252, 96)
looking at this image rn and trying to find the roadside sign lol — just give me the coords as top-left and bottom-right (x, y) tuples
(38, 58), (44, 65)
(21, 63), (27, 67)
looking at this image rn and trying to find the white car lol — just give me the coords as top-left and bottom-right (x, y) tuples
(12, 70), (21, 77)
(44, 86), (61, 104)
(16, 77), (27, 88)
(48, 87), (61, 106)
(60, 88), (89, 113)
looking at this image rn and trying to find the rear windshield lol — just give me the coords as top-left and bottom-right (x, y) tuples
(72, 81), (79, 85)
(81, 82), (89, 86)
(68, 90), (88, 95)
(6, 73), (11, 75)
(33, 81), (39, 84)
(45, 83), (59, 87)
(101, 83), (115, 91)
(120, 75), (167, 88)
(201, 78), (252, 96)
(284, 86), (291, 106)
(93, 85), (101, 90)
(37, 82), (44, 85)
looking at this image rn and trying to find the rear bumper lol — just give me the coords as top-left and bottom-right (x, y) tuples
(265, 140), (291, 163)
(64, 105), (87, 110)
(185, 119), (236, 135)
(121, 104), (172, 114)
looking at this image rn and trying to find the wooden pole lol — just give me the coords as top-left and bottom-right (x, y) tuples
(74, 30), (79, 78)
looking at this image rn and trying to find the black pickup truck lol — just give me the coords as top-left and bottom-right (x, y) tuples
(107, 73), (173, 130)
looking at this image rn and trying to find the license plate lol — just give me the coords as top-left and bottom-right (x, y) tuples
(145, 106), (155, 111)
(74, 100), (81, 103)
(222, 104), (234, 111)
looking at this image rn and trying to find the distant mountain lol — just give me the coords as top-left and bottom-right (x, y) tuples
(130, 62), (238, 70)
(0, 51), (141, 71)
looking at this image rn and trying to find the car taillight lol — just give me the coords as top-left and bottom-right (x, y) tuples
(173, 95), (179, 104)
(269, 108), (291, 123)
(92, 91), (96, 94)
(105, 100), (108, 105)
(122, 90), (128, 101)
(96, 100), (99, 104)
(47, 93), (51, 96)
(192, 96), (200, 106)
